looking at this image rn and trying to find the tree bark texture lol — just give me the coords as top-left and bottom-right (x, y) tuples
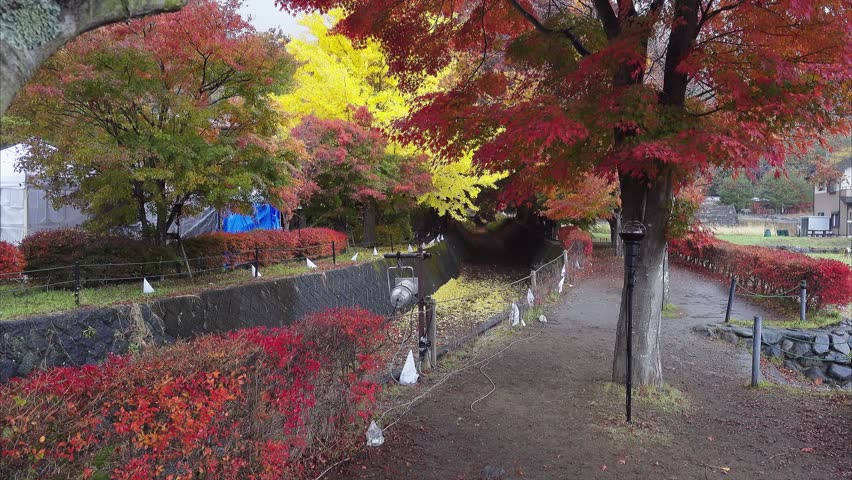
(1, 0), (186, 115)
(363, 202), (377, 244)
(611, 172), (672, 388)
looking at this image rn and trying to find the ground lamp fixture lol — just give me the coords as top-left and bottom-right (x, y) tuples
(618, 220), (646, 423)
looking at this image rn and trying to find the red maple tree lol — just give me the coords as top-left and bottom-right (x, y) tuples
(279, 0), (851, 386)
(290, 110), (431, 240)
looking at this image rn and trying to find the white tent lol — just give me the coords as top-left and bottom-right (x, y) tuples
(0, 144), (86, 244)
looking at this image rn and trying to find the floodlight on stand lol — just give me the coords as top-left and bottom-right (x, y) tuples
(387, 264), (418, 309)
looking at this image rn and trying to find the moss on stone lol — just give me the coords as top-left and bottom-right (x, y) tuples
(0, 0), (61, 49)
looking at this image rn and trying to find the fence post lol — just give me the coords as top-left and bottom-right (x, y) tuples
(74, 262), (81, 306)
(799, 280), (807, 323)
(563, 249), (569, 274)
(724, 277), (737, 323)
(332, 241), (336, 265)
(530, 269), (537, 291)
(254, 246), (260, 278)
(751, 315), (762, 387)
(428, 297), (437, 367)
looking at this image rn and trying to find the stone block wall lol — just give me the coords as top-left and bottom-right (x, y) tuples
(698, 321), (852, 386)
(0, 237), (465, 382)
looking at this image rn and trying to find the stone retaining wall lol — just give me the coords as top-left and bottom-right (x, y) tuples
(697, 320), (852, 386)
(0, 237), (465, 382)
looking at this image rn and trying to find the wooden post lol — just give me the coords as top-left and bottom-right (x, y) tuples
(332, 241), (336, 265)
(530, 269), (537, 291)
(254, 246), (260, 278)
(428, 297), (437, 367)
(74, 262), (81, 306)
(417, 245), (428, 368)
(751, 316), (762, 387)
(799, 280), (807, 323)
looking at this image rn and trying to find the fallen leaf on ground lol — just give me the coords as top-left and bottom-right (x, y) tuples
(801, 447), (814, 453)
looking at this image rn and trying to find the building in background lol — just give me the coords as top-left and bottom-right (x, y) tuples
(812, 163), (852, 237)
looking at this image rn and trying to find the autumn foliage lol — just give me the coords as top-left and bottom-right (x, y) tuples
(182, 227), (349, 268)
(557, 226), (593, 257)
(0, 241), (26, 279)
(0, 307), (388, 479)
(670, 238), (852, 309)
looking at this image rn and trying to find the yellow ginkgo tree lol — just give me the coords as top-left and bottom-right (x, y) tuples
(273, 11), (505, 221)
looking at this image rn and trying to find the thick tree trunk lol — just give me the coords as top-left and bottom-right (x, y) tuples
(1, 0), (186, 116)
(363, 202), (377, 244)
(611, 172), (672, 387)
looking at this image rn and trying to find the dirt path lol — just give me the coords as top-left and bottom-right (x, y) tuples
(329, 256), (851, 480)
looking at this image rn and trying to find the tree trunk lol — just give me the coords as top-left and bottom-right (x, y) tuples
(363, 202), (377, 245)
(611, 172), (672, 387)
(609, 211), (623, 257)
(0, 0), (186, 115)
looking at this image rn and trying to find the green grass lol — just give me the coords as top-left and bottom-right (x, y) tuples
(806, 252), (852, 265)
(728, 310), (844, 330)
(0, 258), (328, 320)
(0, 244), (418, 320)
(715, 233), (851, 249)
(662, 303), (680, 319)
(601, 382), (690, 414)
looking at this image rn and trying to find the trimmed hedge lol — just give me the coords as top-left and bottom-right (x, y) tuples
(182, 228), (348, 270)
(16, 228), (349, 286)
(0, 307), (388, 479)
(19, 229), (179, 285)
(670, 237), (852, 309)
(0, 241), (26, 280)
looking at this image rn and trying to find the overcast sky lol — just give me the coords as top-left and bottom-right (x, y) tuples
(237, 0), (308, 37)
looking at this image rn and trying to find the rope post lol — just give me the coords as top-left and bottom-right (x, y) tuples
(724, 277), (737, 323)
(253, 246), (260, 278)
(563, 249), (569, 273)
(799, 280), (807, 323)
(530, 269), (537, 291)
(428, 297), (437, 367)
(751, 315), (762, 387)
(332, 241), (336, 265)
(73, 262), (81, 306)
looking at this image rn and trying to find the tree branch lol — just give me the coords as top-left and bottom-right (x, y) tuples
(592, 0), (621, 38)
(506, 0), (592, 56)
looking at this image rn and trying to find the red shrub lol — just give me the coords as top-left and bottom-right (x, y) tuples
(0, 307), (388, 479)
(557, 226), (593, 256)
(0, 241), (26, 279)
(183, 228), (348, 269)
(19, 229), (179, 285)
(670, 237), (852, 309)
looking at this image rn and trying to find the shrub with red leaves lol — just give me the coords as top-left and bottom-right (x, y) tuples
(558, 226), (593, 257)
(670, 237), (852, 309)
(19, 229), (178, 285)
(0, 241), (26, 280)
(0, 307), (388, 479)
(183, 228), (348, 269)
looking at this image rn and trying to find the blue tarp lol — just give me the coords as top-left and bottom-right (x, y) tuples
(222, 204), (281, 233)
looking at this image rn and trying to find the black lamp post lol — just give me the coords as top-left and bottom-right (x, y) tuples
(618, 220), (646, 423)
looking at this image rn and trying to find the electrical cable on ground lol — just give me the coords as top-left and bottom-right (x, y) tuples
(378, 324), (547, 432)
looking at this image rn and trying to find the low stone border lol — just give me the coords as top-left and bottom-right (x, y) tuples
(695, 320), (852, 386)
